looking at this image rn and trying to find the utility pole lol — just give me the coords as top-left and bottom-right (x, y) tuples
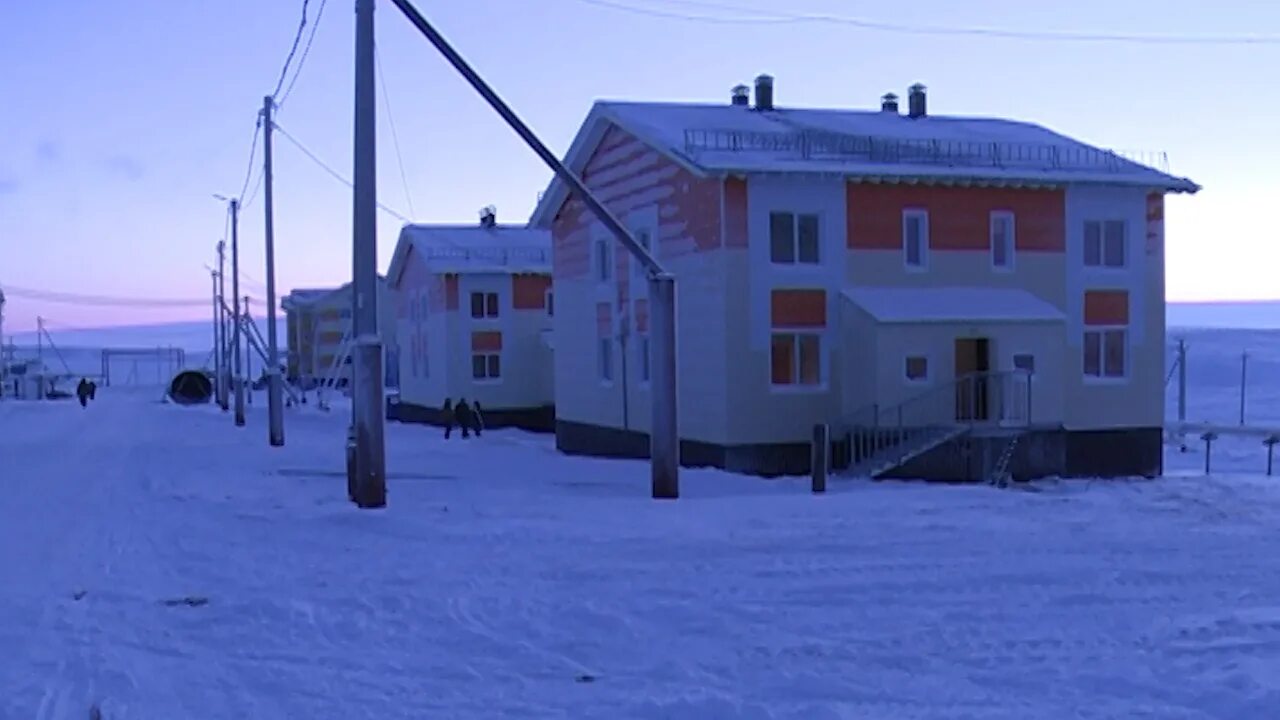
(36, 316), (44, 399)
(230, 199), (246, 426)
(216, 241), (229, 410)
(245, 296), (254, 405)
(351, 0), (387, 507)
(210, 268), (221, 399)
(261, 95), (285, 446)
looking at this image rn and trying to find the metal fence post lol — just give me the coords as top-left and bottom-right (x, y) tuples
(1266, 435), (1278, 477)
(811, 423), (829, 494)
(1202, 432), (1218, 475)
(1239, 351), (1249, 427)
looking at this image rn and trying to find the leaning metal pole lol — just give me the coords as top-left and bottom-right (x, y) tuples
(350, 0), (387, 508)
(388, 0), (679, 497)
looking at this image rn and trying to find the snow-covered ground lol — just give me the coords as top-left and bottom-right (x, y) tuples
(3, 383), (1280, 719)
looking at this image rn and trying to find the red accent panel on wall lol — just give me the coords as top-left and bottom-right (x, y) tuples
(847, 184), (1065, 252)
(471, 331), (502, 352)
(770, 289), (827, 328)
(1084, 290), (1130, 326)
(724, 177), (749, 248)
(596, 302), (612, 336)
(444, 275), (459, 311)
(512, 274), (552, 310)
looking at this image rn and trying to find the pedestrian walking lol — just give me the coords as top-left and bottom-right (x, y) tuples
(471, 400), (486, 437)
(442, 398), (456, 439)
(455, 398), (474, 439)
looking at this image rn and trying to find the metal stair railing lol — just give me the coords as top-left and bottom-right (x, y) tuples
(835, 369), (1033, 477)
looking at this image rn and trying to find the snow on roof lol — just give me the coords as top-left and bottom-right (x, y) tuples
(530, 99), (1199, 227)
(397, 224), (551, 276)
(283, 277), (387, 310)
(843, 287), (1066, 324)
(604, 102), (1197, 190)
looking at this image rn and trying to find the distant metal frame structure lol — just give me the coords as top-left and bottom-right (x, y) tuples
(386, 0), (682, 499)
(100, 347), (186, 387)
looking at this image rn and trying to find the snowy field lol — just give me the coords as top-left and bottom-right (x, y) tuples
(2, 322), (1279, 718)
(3, 379), (1280, 718)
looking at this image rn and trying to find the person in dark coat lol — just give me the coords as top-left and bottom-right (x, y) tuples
(454, 398), (474, 439)
(442, 398), (456, 439)
(75, 378), (91, 408)
(471, 400), (485, 437)
(87, 381), (97, 401)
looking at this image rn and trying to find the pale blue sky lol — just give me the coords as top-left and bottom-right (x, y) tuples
(1, 0), (1278, 332)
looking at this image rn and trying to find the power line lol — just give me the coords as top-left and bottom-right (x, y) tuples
(271, 0), (313, 105)
(237, 120), (262, 207)
(279, 0), (330, 109)
(272, 122), (413, 223)
(0, 284), (253, 308)
(574, 0), (1280, 44)
(376, 44), (417, 220)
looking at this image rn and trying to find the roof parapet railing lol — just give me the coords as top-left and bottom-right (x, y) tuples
(681, 128), (1171, 174)
(419, 246), (550, 265)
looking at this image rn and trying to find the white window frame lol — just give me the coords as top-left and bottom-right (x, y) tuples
(1011, 352), (1036, 378)
(469, 291), (499, 320)
(990, 210), (1015, 272)
(768, 211), (821, 266)
(1083, 219), (1127, 269)
(769, 331), (825, 391)
(904, 354), (930, 385)
(594, 237), (613, 284)
(637, 334), (651, 386)
(902, 208), (929, 272)
(1083, 327), (1128, 382)
(631, 228), (654, 285)
(598, 336), (614, 385)
(470, 351), (502, 383)
(420, 333), (429, 378)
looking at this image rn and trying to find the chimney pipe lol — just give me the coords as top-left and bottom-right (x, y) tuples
(731, 84), (750, 106)
(881, 93), (900, 114)
(479, 205), (497, 229)
(908, 83), (927, 119)
(754, 74), (774, 111)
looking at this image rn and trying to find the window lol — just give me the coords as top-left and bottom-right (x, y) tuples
(1084, 220), (1126, 268)
(903, 210), (929, 270)
(905, 355), (929, 383)
(632, 229), (652, 282)
(638, 336), (651, 384)
(546, 290), (554, 317)
(471, 352), (501, 380)
(991, 211), (1015, 270)
(770, 333), (822, 386)
(595, 238), (612, 282)
(598, 337), (614, 382)
(1012, 353), (1036, 375)
(470, 291), (498, 319)
(769, 212), (820, 264)
(1083, 329), (1126, 379)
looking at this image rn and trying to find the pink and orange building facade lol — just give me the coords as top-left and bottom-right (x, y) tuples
(532, 78), (1198, 478)
(387, 215), (555, 430)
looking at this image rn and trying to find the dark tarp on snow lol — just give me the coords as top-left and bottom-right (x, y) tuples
(169, 371), (213, 405)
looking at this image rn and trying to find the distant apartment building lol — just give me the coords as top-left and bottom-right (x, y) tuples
(387, 208), (554, 430)
(282, 278), (398, 389)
